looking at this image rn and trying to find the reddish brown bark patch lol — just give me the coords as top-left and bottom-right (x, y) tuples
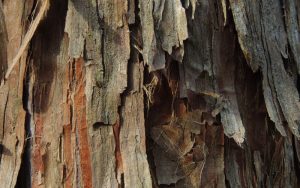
(73, 58), (92, 188)
(63, 123), (73, 188)
(113, 118), (124, 180)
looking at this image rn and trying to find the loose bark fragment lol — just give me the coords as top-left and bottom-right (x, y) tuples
(229, 0), (300, 138)
(140, 0), (189, 71)
(64, 0), (89, 58)
(182, 0), (245, 144)
(149, 86), (224, 187)
(139, 0), (165, 71)
(181, 0), (213, 93)
(152, 146), (184, 185)
(151, 124), (194, 159)
(154, 0), (188, 56)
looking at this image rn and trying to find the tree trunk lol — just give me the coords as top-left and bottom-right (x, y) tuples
(0, 0), (300, 187)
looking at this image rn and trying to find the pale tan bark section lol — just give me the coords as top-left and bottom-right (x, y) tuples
(0, 1), (28, 187)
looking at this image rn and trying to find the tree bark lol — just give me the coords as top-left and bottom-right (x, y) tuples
(0, 0), (300, 187)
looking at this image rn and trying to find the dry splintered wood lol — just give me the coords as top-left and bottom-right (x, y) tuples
(0, 0), (300, 187)
(4, 0), (49, 80)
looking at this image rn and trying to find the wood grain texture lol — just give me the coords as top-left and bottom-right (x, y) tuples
(0, 1), (28, 187)
(0, 0), (300, 187)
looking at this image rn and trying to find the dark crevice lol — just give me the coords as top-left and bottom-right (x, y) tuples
(15, 113), (32, 188)
(15, 8), (35, 188)
(0, 91), (8, 164)
(297, 75), (300, 94)
(16, 44), (33, 188)
(143, 66), (160, 187)
(292, 136), (300, 182)
(120, 174), (125, 188)
(31, 0), (68, 113)
(144, 60), (181, 187)
(93, 122), (110, 130)
(16, 0), (68, 186)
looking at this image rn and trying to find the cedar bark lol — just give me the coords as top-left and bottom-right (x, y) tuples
(0, 0), (300, 187)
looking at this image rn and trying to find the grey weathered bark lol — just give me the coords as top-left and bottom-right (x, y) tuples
(0, 0), (300, 187)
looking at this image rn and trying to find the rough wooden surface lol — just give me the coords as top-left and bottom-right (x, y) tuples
(0, 0), (300, 187)
(0, 0), (7, 82)
(0, 0), (28, 187)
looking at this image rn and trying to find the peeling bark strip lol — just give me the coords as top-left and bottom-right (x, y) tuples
(181, 0), (245, 144)
(0, 0), (300, 187)
(139, 0), (188, 71)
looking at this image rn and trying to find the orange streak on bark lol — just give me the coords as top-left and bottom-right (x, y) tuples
(74, 58), (92, 188)
(113, 119), (123, 176)
(32, 114), (45, 188)
(63, 123), (73, 188)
